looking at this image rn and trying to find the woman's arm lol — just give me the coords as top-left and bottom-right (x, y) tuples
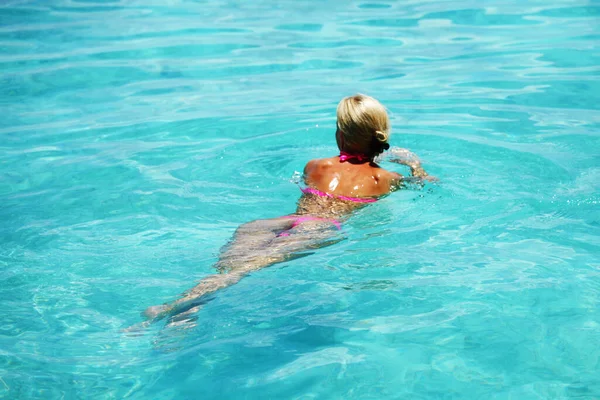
(385, 147), (434, 180)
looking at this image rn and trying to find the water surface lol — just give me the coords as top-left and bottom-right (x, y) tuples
(1, 0), (599, 398)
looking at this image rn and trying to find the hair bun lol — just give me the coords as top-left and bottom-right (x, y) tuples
(374, 130), (388, 143)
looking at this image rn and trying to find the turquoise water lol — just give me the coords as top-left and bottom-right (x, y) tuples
(1, 0), (599, 398)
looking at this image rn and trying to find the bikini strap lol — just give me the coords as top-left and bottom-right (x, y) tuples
(339, 151), (369, 163)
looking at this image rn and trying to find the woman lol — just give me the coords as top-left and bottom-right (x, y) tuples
(143, 94), (433, 322)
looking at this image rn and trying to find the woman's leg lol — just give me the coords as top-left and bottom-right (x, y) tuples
(214, 217), (294, 273)
(144, 216), (342, 321)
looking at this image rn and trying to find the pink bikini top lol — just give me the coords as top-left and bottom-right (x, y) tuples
(339, 151), (369, 163)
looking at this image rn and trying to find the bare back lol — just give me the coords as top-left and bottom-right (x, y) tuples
(295, 156), (401, 217)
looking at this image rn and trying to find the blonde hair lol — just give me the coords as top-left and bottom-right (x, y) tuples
(336, 94), (390, 157)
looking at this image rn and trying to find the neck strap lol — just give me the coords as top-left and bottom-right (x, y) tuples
(339, 151), (370, 163)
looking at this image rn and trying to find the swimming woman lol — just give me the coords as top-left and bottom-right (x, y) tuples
(143, 94), (433, 321)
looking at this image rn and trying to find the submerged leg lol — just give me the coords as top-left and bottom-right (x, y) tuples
(143, 216), (342, 321)
(144, 272), (245, 320)
(215, 217), (295, 273)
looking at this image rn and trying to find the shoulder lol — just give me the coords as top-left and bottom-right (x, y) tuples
(371, 166), (403, 191)
(304, 157), (336, 186)
(387, 171), (404, 190)
(304, 158), (335, 174)
(369, 163), (400, 179)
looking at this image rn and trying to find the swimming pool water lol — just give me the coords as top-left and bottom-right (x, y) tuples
(1, 0), (599, 398)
